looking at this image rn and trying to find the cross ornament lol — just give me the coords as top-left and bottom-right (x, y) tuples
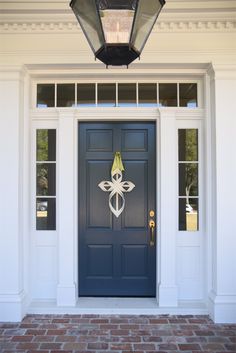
(98, 168), (135, 218)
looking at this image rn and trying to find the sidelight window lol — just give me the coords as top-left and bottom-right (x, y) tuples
(178, 129), (199, 231)
(36, 129), (56, 230)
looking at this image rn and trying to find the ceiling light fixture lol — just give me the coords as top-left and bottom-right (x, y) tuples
(70, 0), (165, 67)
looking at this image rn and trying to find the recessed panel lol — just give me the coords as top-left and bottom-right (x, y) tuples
(121, 129), (148, 152)
(86, 129), (113, 152)
(122, 161), (147, 228)
(87, 245), (113, 277)
(87, 161), (112, 228)
(122, 245), (148, 277)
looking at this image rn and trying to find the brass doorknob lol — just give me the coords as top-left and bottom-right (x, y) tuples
(149, 219), (155, 247)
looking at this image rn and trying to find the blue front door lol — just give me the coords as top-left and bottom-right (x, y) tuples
(79, 122), (156, 296)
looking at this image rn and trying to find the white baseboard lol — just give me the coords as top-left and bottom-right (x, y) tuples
(208, 290), (236, 323)
(56, 284), (76, 306)
(0, 291), (27, 322)
(158, 285), (178, 307)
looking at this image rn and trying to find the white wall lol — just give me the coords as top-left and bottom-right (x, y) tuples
(0, 68), (26, 321)
(208, 66), (236, 323)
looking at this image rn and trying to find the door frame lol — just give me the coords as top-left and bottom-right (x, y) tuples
(31, 105), (204, 308)
(74, 109), (162, 302)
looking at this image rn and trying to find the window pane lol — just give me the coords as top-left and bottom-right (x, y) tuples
(57, 84), (75, 107)
(97, 83), (116, 106)
(37, 164), (56, 196)
(36, 198), (56, 230)
(70, 0), (104, 53)
(179, 163), (198, 197)
(118, 83), (136, 106)
(180, 83), (197, 107)
(77, 84), (95, 106)
(179, 198), (198, 231)
(159, 83), (177, 107)
(130, 0), (163, 53)
(37, 130), (56, 161)
(37, 84), (55, 108)
(138, 83), (157, 106)
(178, 129), (198, 161)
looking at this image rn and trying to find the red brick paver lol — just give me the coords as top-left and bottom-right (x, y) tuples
(0, 315), (235, 352)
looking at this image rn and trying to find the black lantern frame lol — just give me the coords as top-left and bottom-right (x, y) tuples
(70, 0), (165, 66)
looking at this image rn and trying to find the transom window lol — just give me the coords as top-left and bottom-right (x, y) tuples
(36, 82), (198, 108)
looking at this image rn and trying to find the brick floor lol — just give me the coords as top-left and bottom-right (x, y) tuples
(0, 315), (236, 353)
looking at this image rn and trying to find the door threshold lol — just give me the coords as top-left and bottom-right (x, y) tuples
(28, 298), (208, 316)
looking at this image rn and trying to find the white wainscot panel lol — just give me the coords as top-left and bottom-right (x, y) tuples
(177, 246), (203, 300)
(32, 246), (57, 300)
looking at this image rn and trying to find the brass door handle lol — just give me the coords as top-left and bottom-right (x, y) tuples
(149, 220), (155, 247)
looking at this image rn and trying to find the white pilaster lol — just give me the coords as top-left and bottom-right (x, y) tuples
(208, 65), (236, 323)
(158, 109), (178, 307)
(57, 110), (76, 306)
(0, 67), (27, 321)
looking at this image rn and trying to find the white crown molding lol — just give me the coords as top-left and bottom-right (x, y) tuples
(0, 20), (235, 34)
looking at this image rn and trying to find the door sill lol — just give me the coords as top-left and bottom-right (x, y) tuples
(28, 298), (208, 315)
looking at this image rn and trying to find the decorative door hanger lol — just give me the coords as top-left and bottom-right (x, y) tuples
(98, 152), (135, 218)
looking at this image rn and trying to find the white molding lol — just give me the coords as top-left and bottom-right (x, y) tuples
(57, 285), (77, 307)
(0, 20), (235, 34)
(0, 65), (26, 81)
(0, 291), (27, 322)
(27, 298), (208, 316)
(208, 290), (236, 323)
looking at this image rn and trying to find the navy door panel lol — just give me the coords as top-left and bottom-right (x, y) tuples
(79, 122), (156, 296)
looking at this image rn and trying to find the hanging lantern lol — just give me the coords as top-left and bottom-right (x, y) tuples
(70, 0), (165, 67)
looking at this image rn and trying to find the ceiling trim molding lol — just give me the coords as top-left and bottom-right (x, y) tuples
(0, 20), (235, 34)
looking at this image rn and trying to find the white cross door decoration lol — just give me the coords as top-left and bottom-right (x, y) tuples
(98, 153), (135, 218)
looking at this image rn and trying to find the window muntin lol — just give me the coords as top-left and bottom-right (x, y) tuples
(36, 129), (56, 231)
(178, 129), (199, 231)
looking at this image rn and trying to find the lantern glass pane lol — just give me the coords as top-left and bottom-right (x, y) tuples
(100, 9), (134, 43)
(70, 0), (104, 53)
(130, 0), (163, 53)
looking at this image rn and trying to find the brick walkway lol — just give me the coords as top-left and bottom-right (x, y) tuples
(0, 315), (236, 353)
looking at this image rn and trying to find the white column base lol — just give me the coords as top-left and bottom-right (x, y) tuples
(0, 291), (27, 322)
(158, 285), (178, 307)
(208, 290), (236, 323)
(57, 284), (77, 306)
